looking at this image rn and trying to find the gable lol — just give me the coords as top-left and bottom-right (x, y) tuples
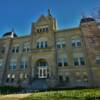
(36, 15), (49, 26)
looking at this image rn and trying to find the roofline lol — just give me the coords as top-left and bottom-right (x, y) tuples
(0, 34), (31, 41)
(56, 27), (80, 33)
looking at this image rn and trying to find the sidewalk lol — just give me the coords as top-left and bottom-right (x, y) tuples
(0, 93), (31, 100)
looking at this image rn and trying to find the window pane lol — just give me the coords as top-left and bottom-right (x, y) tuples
(41, 41), (43, 48)
(58, 62), (62, 67)
(80, 57), (85, 65)
(72, 42), (76, 47)
(65, 76), (70, 82)
(74, 58), (79, 66)
(37, 42), (39, 48)
(62, 43), (65, 48)
(45, 41), (47, 48)
(59, 75), (63, 82)
(77, 41), (81, 47)
(46, 27), (48, 32)
(57, 44), (60, 48)
(96, 56), (100, 64)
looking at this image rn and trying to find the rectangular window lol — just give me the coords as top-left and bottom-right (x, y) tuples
(74, 58), (79, 66)
(0, 59), (3, 68)
(37, 42), (39, 48)
(58, 58), (62, 67)
(96, 56), (100, 64)
(41, 41), (43, 48)
(62, 43), (66, 48)
(16, 47), (19, 53)
(45, 41), (48, 48)
(56, 44), (60, 48)
(46, 27), (48, 32)
(74, 57), (85, 66)
(10, 61), (17, 70)
(77, 41), (81, 47)
(65, 76), (70, 83)
(64, 58), (68, 66)
(20, 61), (27, 69)
(59, 75), (63, 82)
(58, 62), (62, 67)
(12, 48), (15, 53)
(80, 57), (85, 65)
(72, 42), (76, 47)
(1, 47), (5, 53)
(37, 29), (40, 33)
(72, 39), (81, 48)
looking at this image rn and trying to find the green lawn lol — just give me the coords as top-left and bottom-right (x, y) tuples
(21, 88), (100, 100)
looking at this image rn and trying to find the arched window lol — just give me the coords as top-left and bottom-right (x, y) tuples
(37, 59), (48, 67)
(36, 38), (48, 48)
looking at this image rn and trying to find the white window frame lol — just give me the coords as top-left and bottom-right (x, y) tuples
(10, 59), (17, 70)
(0, 59), (3, 68)
(72, 39), (81, 47)
(37, 38), (48, 48)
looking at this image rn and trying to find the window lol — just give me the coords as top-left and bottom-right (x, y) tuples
(58, 56), (68, 67)
(83, 72), (88, 82)
(65, 76), (70, 83)
(9, 59), (17, 70)
(45, 27), (48, 32)
(96, 56), (100, 64)
(6, 74), (15, 83)
(37, 42), (39, 48)
(0, 59), (3, 68)
(74, 58), (79, 66)
(12, 45), (19, 53)
(74, 57), (85, 66)
(6, 74), (11, 82)
(23, 42), (30, 52)
(20, 61), (28, 69)
(72, 39), (81, 48)
(97, 25), (100, 29)
(36, 25), (49, 33)
(11, 74), (15, 82)
(24, 74), (27, 79)
(37, 60), (48, 67)
(1, 47), (5, 53)
(36, 38), (48, 48)
(56, 41), (65, 49)
(58, 58), (62, 67)
(59, 75), (63, 82)
(19, 74), (23, 79)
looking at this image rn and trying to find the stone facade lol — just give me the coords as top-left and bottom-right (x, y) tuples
(0, 11), (100, 90)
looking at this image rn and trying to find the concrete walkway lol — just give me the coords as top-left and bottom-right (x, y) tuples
(0, 93), (31, 100)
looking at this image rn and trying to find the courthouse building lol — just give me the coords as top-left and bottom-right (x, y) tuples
(0, 10), (100, 90)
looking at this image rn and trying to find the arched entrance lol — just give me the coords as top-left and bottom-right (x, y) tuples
(36, 59), (48, 78)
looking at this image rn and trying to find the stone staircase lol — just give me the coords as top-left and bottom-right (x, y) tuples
(31, 79), (48, 91)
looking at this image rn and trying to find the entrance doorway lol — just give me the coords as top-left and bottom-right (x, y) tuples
(36, 59), (48, 78)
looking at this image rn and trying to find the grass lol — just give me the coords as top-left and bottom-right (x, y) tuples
(21, 88), (100, 100)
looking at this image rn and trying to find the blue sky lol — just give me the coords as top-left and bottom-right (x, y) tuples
(0, 0), (100, 36)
